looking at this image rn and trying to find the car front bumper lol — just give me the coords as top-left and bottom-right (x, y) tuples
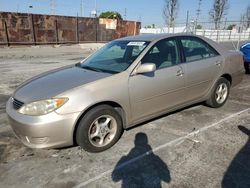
(6, 98), (80, 149)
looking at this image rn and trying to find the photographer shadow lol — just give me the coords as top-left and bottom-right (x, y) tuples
(112, 132), (171, 188)
(222, 125), (250, 188)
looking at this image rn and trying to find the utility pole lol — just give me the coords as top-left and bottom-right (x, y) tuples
(195, 0), (202, 30)
(185, 11), (189, 32)
(223, 18), (227, 29)
(17, 4), (19, 13)
(80, 0), (83, 17)
(50, 0), (56, 15)
(94, 0), (98, 42)
(137, 15), (142, 24)
(124, 8), (127, 20)
(91, 0), (97, 17)
(95, 0), (97, 13)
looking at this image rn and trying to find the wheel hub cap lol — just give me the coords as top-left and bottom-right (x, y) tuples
(215, 83), (228, 104)
(88, 115), (117, 147)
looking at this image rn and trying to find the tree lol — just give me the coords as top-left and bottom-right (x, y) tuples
(209, 0), (229, 29)
(163, 0), (178, 28)
(227, 24), (236, 30)
(99, 11), (123, 20)
(195, 24), (202, 29)
(145, 24), (156, 29)
(244, 5), (250, 29)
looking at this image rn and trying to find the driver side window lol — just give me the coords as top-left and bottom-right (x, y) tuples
(141, 39), (180, 69)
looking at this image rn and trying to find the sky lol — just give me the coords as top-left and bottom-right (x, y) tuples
(0, 0), (249, 27)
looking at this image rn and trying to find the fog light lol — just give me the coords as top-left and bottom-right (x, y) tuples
(25, 136), (49, 144)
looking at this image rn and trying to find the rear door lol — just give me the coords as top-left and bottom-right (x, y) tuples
(179, 36), (222, 101)
(128, 38), (187, 122)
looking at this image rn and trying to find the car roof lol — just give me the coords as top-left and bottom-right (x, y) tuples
(115, 33), (227, 56)
(116, 33), (197, 42)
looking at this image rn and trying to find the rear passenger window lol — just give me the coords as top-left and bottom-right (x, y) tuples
(181, 37), (219, 62)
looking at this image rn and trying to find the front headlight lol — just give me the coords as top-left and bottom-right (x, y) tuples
(18, 98), (68, 116)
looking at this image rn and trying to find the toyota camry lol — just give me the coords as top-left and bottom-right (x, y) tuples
(6, 34), (244, 152)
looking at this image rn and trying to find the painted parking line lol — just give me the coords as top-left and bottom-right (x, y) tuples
(73, 107), (250, 188)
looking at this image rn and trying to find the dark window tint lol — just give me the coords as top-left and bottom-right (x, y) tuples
(181, 37), (219, 62)
(142, 39), (180, 69)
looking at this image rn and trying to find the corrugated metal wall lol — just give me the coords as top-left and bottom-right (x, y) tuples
(0, 12), (141, 45)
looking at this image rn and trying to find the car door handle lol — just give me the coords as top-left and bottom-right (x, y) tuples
(176, 70), (184, 77)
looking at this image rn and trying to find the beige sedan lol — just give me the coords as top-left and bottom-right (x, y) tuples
(6, 34), (244, 152)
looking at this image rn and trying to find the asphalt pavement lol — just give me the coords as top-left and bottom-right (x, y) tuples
(0, 42), (249, 188)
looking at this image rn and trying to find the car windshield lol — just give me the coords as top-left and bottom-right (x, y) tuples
(79, 40), (149, 74)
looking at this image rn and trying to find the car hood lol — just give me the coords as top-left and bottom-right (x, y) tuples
(14, 66), (112, 103)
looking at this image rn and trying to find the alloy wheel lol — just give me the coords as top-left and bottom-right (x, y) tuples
(88, 115), (118, 147)
(215, 83), (228, 104)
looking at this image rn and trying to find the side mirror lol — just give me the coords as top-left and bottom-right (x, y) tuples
(136, 63), (156, 74)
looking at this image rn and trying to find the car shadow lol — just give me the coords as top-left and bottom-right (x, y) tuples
(111, 132), (171, 188)
(222, 125), (250, 188)
(126, 102), (204, 131)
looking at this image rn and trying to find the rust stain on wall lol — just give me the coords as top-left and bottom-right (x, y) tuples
(0, 12), (141, 45)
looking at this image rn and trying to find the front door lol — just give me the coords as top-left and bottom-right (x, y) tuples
(129, 38), (186, 122)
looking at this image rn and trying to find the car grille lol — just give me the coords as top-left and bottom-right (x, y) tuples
(12, 98), (24, 110)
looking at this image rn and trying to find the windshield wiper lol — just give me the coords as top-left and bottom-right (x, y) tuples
(80, 65), (104, 73)
(77, 64), (119, 74)
(75, 62), (81, 67)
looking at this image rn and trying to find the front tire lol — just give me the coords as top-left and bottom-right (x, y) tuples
(76, 105), (123, 153)
(206, 77), (230, 108)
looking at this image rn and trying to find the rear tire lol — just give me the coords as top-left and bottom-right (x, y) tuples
(206, 77), (230, 108)
(76, 105), (123, 153)
(244, 62), (250, 74)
